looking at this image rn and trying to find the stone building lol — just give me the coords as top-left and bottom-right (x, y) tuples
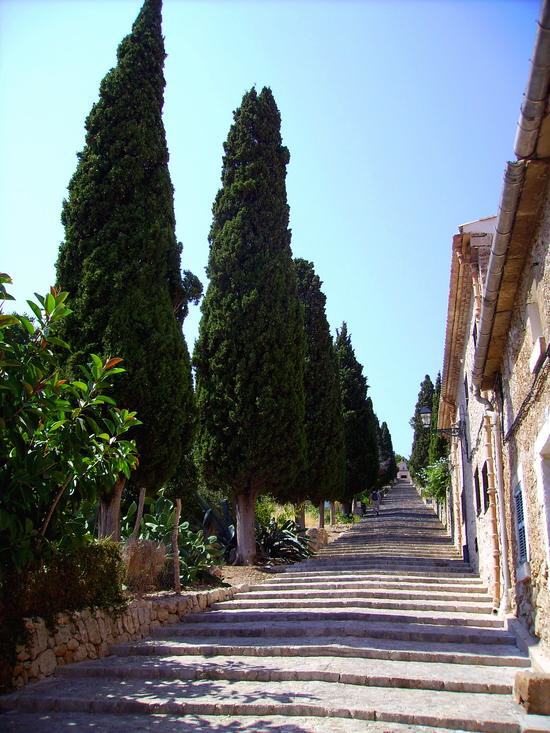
(439, 1), (550, 666)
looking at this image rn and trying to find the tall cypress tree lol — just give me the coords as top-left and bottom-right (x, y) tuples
(294, 258), (345, 509)
(428, 372), (449, 464)
(335, 323), (378, 512)
(379, 421), (398, 484)
(194, 87), (306, 564)
(409, 374), (435, 482)
(56, 0), (195, 537)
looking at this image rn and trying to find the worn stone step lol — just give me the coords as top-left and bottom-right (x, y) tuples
(238, 588), (492, 603)
(0, 711), (487, 733)
(4, 676), (550, 733)
(275, 571), (482, 583)
(55, 652), (519, 694)
(155, 619), (515, 645)
(255, 579), (487, 593)
(213, 597), (493, 614)
(119, 635), (530, 667)
(299, 559), (472, 571)
(189, 607), (504, 628)
(117, 636), (530, 667)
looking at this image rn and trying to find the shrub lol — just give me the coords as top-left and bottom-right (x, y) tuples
(421, 458), (451, 503)
(123, 540), (166, 596)
(335, 511), (360, 524)
(0, 537), (127, 688)
(0, 275), (139, 576)
(179, 522), (223, 585)
(18, 539), (127, 621)
(256, 519), (313, 563)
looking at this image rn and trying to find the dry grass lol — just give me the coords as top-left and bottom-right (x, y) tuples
(123, 540), (166, 596)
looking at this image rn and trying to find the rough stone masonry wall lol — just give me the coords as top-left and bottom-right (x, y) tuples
(501, 176), (550, 649)
(12, 585), (247, 689)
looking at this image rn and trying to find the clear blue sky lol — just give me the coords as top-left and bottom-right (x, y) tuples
(0, 0), (539, 456)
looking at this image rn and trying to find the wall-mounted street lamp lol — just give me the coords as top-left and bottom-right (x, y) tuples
(419, 407), (432, 428)
(419, 407), (464, 437)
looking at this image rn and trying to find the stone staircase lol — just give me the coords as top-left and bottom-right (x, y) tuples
(2, 479), (550, 732)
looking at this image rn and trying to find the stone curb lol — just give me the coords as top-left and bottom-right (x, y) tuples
(12, 583), (250, 689)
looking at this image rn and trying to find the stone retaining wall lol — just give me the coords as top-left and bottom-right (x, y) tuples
(12, 584), (248, 689)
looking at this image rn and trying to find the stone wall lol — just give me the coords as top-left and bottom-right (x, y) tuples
(12, 585), (247, 690)
(500, 176), (550, 649)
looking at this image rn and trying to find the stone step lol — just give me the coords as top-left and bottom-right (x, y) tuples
(5, 676), (550, 732)
(213, 597), (493, 614)
(190, 607), (504, 628)
(300, 557), (473, 578)
(55, 652), (519, 694)
(256, 578), (487, 592)
(0, 711), (497, 733)
(155, 619), (515, 645)
(117, 636), (530, 667)
(314, 548), (461, 556)
(278, 563), (483, 586)
(239, 588), (491, 603)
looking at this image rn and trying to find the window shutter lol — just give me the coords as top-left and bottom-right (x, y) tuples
(514, 483), (528, 565)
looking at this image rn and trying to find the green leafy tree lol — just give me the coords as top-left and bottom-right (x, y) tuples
(294, 259), (345, 518)
(55, 0), (196, 534)
(409, 374), (435, 482)
(428, 372), (449, 464)
(421, 457), (451, 503)
(194, 87), (306, 564)
(334, 323), (378, 512)
(0, 275), (139, 574)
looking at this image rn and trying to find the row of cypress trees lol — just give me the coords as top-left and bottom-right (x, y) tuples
(54, 0), (395, 563)
(409, 373), (448, 482)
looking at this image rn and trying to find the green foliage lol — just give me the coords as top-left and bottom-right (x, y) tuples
(334, 323), (379, 503)
(194, 87), (306, 510)
(421, 457), (451, 503)
(335, 511), (360, 524)
(0, 276), (139, 575)
(428, 372), (449, 464)
(255, 494), (279, 528)
(409, 374), (435, 482)
(378, 421), (398, 486)
(124, 488), (221, 586)
(294, 259), (345, 504)
(255, 494), (295, 528)
(21, 540), (127, 619)
(1, 539), (126, 690)
(55, 0), (197, 500)
(178, 521), (223, 585)
(256, 519), (313, 563)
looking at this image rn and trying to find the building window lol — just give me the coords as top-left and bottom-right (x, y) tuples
(474, 468), (482, 516)
(527, 300), (547, 373)
(514, 482), (528, 565)
(481, 462), (490, 513)
(464, 375), (469, 407)
(473, 322), (478, 347)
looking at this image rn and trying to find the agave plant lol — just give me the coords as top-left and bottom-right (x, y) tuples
(256, 518), (314, 563)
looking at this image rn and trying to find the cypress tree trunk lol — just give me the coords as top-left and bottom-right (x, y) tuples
(235, 492), (258, 565)
(295, 503), (306, 530)
(330, 501), (336, 525)
(98, 477), (125, 540)
(342, 500), (352, 516)
(318, 501), (325, 528)
(172, 498), (182, 594)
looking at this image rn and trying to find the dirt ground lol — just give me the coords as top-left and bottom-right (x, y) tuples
(217, 524), (348, 587)
(218, 565), (280, 586)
